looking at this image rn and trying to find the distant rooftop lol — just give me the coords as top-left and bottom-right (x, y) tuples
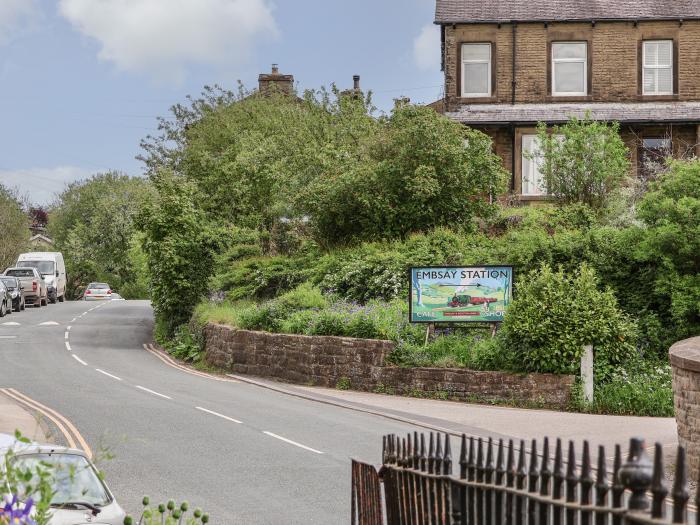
(435, 0), (700, 24)
(444, 102), (700, 125)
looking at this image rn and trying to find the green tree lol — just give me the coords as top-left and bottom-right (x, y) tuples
(300, 104), (508, 244)
(536, 116), (630, 210)
(48, 172), (152, 298)
(0, 184), (28, 270)
(636, 159), (700, 341)
(137, 171), (228, 337)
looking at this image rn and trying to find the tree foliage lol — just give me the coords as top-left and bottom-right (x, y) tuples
(301, 104), (507, 244)
(137, 171), (229, 337)
(0, 184), (28, 271)
(499, 264), (637, 374)
(536, 117), (630, 210)
(48, 172), (152, 298)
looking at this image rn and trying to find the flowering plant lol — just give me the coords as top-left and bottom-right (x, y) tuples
(0, 495), (36, 525)
(124, 497), (209, 525)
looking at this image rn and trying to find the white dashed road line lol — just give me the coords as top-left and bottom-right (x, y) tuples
(64, 332), (69, 339)
(70, 318), (77, 323)
(65, 341), (71, 351)
(72, 354), (88, 366)
(195, 406), (243, 424)
(2, 322), (20, 326)
(262, 431), (324, 454)
(136, 386), (172, 400)
(66, 326), (71, 332)
(0, 335), (17, 339)
(95, 369), (122, 381)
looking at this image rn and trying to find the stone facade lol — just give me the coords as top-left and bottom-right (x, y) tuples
(670, 337), (700, 474)
(204, 324), (575, 407)
(437, 19), (700, 197)
(444, 21), (700, 109)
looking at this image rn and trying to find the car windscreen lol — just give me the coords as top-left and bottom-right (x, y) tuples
(0, 277), (17, 288)
(17, 261), (54, 274)
(88, 283), (110, 290)
(13, 453), (112, 507)
(4, 269), (35, 277)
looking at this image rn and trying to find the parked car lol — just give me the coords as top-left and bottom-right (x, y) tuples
(83, 282), (114, 300)
(16, 252), (67, 303)
(0, 434), (126, 525)
(0, 276), (25, 311)
(2, 267), (48, 307)
(0, 279), (12, 317)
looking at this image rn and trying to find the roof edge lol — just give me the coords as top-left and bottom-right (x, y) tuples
(434, 16), (700, 25)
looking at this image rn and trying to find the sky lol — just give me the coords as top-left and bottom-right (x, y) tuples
(0, 0), (443, 205)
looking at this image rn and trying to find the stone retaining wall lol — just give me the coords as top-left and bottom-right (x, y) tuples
(670, 336), (700, 473)
(204, 323), (575, 407)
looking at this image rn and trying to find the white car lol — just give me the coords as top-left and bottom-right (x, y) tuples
(0, 434), (126, 525)
(83, 283), (114, 301)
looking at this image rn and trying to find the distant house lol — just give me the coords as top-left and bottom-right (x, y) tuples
(433, 0), (700, 200)
(29, 233), (53, 249)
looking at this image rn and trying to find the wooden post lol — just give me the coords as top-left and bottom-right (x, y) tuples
(581, 344), (594, 403)
(424, 323), (435, 347)
(490, 323), (498, 338)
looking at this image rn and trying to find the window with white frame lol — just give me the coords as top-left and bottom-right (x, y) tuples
(552, 42), (587, 96)
(521, 135), (546, 196)
(643, 40), (673, 95)
(461, 43), (491, 97)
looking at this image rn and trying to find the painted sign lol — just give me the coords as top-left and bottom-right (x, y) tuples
(409, 266), (513, 323)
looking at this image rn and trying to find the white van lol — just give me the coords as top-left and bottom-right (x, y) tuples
(16, 252), (67, 303)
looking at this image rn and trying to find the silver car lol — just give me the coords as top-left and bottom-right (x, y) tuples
(1, 436), (126, 525)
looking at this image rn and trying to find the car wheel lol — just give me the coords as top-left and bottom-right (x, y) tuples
(20, 300), (25, 311)
(34, 299), (41, 308)
(0, 302), (5, 317)
(58, 295), (65, 303)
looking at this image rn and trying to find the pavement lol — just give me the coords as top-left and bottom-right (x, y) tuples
(0, 299), (679, 524)
(0, 391), (53, 442)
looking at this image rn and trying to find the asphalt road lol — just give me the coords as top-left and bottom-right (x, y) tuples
(0, 299), (424, 524)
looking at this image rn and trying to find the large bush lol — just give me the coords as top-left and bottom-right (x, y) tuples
(301, 105), (508, 244)
(536, 117), (630, 210)
(499, 264), (637, 373)
(138, 172), (227, 337)
(0, 185), (28, 271)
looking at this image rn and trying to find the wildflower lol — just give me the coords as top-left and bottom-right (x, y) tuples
(0, 495), (37, 525)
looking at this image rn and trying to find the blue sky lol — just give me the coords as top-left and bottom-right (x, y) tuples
(0, 0), (443, 205)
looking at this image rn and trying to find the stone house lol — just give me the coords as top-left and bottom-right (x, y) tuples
(433, 0), (700, 201)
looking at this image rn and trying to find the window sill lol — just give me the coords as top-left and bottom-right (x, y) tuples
(546, 95), (592, 103)
(638, 94), (679, 101)
(458, 96), (498, 104)
(517, 194), (556, 202)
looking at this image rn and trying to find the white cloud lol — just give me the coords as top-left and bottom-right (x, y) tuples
(58, 0), (278, 82)
(0, 166), (99, 205)
(0, 0), (39, 45)
(414, 23), (440, 71)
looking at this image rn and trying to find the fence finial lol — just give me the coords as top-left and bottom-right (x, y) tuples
(619, 437), (653, 511)
(443, 434), (452, 475)
(651, 442), (668, 519)
(672, 447), (689, 524)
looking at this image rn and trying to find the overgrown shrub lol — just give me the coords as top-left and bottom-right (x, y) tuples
(499, 263), (637, 373)
(536, 117), (630, 210)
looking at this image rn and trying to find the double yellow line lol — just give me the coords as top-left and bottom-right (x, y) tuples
(0, 388), (92, 459)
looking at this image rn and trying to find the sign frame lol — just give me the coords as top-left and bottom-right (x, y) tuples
(408, 265), (514, 324)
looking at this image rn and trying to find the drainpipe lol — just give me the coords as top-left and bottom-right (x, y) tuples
(511, 22), (517, 105)
(511, 22), (517, 193)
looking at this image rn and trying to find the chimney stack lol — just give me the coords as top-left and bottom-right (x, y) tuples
(353, 75), (361, 91)
(258, 64), (294, 96)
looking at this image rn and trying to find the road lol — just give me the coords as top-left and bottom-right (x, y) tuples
(1, 299), (422, 524)
(0, 299), (681, 523)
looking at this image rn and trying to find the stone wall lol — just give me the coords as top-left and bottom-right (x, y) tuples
(204, 324), (575, 408)
(670, 336), (700, 473)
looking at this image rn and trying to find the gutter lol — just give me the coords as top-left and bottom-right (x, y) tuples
(433, 16), (696, 25)
(447, 118), (700, 127)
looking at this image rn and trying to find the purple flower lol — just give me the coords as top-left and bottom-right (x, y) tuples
(0, 495), (36, 525)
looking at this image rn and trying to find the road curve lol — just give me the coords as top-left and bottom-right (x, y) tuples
(1, 299), (421, 524)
